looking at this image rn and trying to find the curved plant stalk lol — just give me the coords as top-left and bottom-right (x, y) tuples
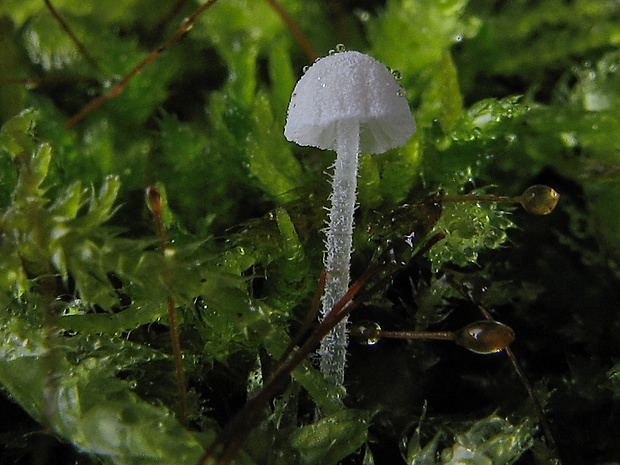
(62, 0), (316, 129)
(63, 0), (221, 129)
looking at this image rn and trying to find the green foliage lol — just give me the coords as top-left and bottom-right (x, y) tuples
(428, 192), (513, 272)
(0, 302), (210, 465)
(1, 0), (620, 464)
(290, 409), (371, 464)
(403, 413), (536, 465)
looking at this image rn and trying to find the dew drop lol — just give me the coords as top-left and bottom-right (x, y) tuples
(357, 10), (371, 22)
(391, 69), (403, 81)
(302, 65), (310, 73)
(328, 49), (336, 55)
(462, 246), (477, 261)
(351, 320), (381, 346)
(181, 17), (194, 32)
(335, 43), (346, 52)
(84, 357), (98, 370)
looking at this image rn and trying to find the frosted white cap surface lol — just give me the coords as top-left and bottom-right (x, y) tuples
(284, 51), (416, 154)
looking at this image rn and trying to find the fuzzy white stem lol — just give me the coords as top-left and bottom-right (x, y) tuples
(319, 119), (359, 388)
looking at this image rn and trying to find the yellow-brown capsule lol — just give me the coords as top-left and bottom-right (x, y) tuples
(519, 185), (560, 215)
(453, 320), (515, 354)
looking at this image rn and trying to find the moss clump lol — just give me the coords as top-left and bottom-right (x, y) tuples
(1, 1), (619, 464)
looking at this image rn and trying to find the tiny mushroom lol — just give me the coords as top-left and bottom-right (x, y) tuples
(284, 50), (416, 386)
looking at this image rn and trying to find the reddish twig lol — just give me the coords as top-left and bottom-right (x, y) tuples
(263, 0), (318, 62)
(63, 0), (221, 129)
(62, 0), (318, 130)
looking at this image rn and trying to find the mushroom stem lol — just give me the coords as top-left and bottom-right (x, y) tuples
(319, 119), (360, 386)
(283, 50), (416, 393)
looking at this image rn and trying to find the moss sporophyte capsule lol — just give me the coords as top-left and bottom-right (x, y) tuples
(351, 320), (515, 354)
(284, 50), (416, 386)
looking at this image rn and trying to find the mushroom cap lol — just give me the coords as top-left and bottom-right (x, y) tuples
(284, 51), (416, 154)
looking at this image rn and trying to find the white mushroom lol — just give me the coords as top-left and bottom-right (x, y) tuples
(284, 50), (416, 386)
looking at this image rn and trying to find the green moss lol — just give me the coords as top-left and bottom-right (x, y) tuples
(1, 1), (619, 464)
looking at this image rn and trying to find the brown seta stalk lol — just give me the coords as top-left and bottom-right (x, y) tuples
(146, 186), (188, 428)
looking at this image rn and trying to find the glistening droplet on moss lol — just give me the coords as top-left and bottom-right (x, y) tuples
(350, 321), (381, 346)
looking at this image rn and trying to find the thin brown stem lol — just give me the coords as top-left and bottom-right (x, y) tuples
(375, 329), (455, 341)
(146, 187), (188, 428)
(64, 0), (221, 129)
(473, 300), (560, 461)
(504, 346), (560, 461)
(476, 301), (560, 459)
(44, 0), (99, 71)
(263, 0), (318, 62)
(62, 0), (315, 129)
(442, 194), (517, 203)
(444, 269), (560, 460)
(200, 237), (442, 465)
